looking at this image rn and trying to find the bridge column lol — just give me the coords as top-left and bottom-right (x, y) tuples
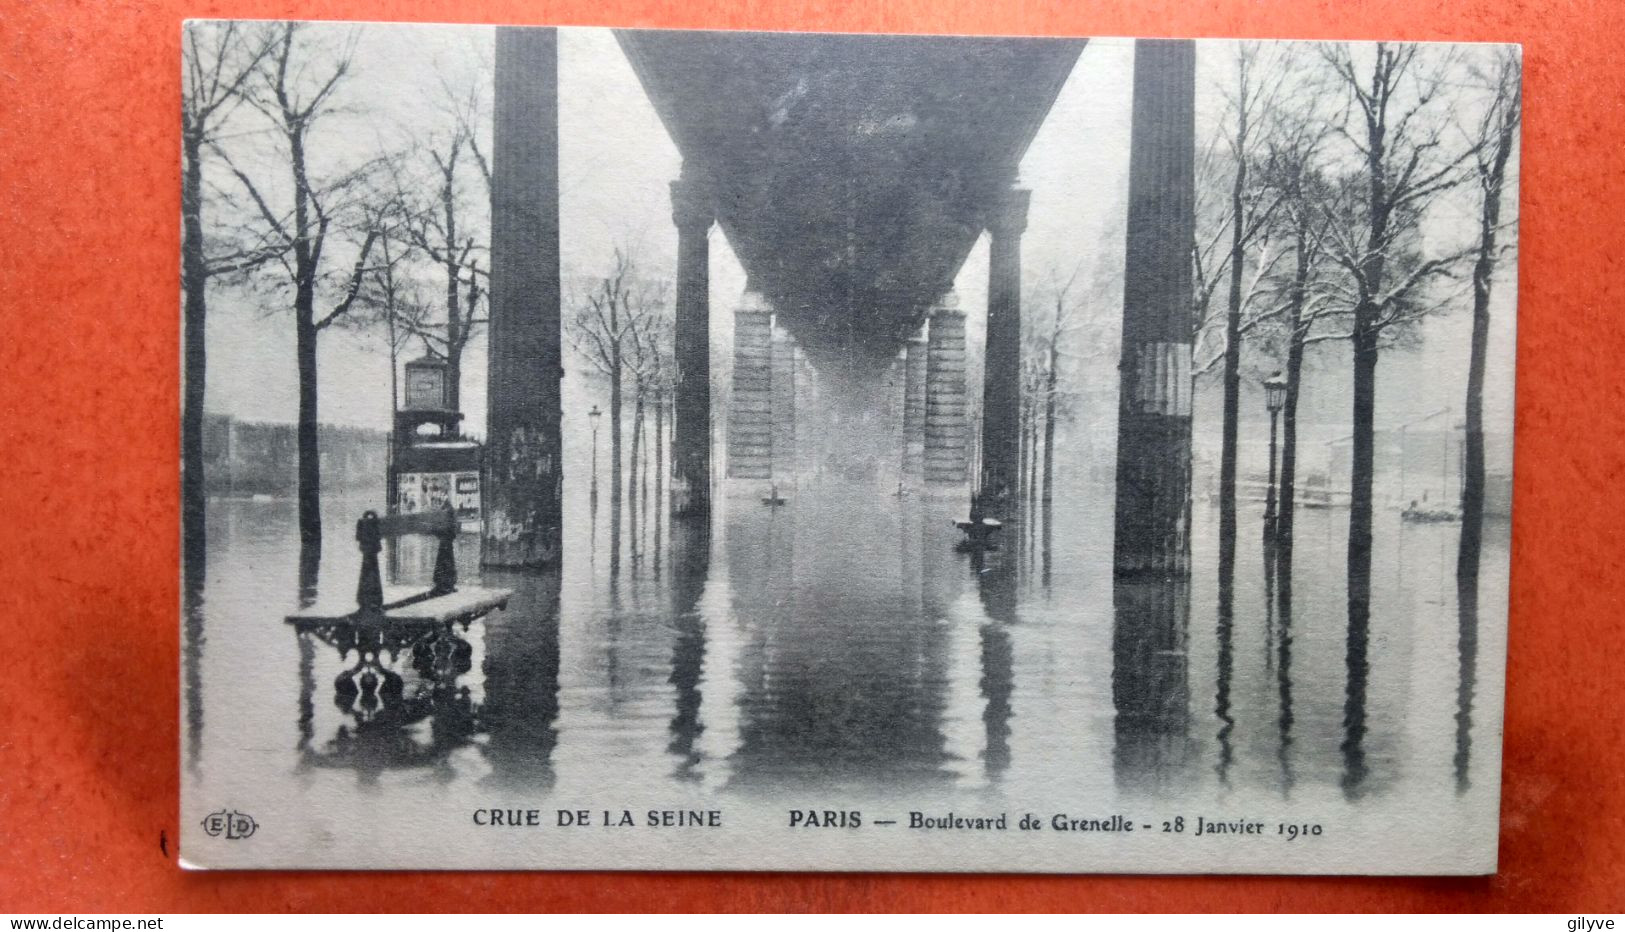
(483, 26), (561, 568)
(924, 297), (968, 486)
(902, 336), (927, 485)
(670, 168), (715, 518)
(1112, 39), (1197, 788)
(1114, 39), (1196, 578)
(728, 294), (773, 481)
(978, 188), (1031, 519)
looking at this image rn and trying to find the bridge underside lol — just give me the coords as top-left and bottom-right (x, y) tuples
(617, 30), (1084, 368)
(485, 27), (1194, 572)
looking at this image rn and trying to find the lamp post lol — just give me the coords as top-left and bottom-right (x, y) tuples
(588, 404), (603, 502)
(1264, 372), (1288, 542)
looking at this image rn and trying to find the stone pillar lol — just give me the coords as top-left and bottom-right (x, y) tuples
(902, 336), (928, 484)
(770, 325), (798, 481)
(1114, 39), (1196, 578)
(728, 295), (773, 480)
(924, 297), (968, 486)
(483, 26), (562, 567)
(978, 188), (1031, 519)
(1111, 38), (1197, 790)
(671, 168), (715, 518)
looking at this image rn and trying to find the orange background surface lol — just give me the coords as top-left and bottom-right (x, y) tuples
(2, 0), (1622, 913)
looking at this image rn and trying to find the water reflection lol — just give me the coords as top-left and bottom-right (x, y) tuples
(183, 474), (1504, 808)
(1341, 592), (1371, 799)
(1274, 535), (1297, 795)
(182, 547), (206, 778)
(293, 610), (482, 785)
(724, 484), (958, 793)
(1112, 576), (1194, 793)
(1455, 563), (1479, 794)
(667, 521), (709, 780)
(479, 567), (562, 788)
(972, 544), (1016, 781)
(1214, 577), (1236, 789)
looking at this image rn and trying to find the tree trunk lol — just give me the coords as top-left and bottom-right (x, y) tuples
(442, 175), (463, 414)
(1018, 401), (1031, 509)
(1275, 228), (1310, 622)
(1346, 110), (1391, 789)
(610, 351), (624, 512)
(1217, 51), (1253, 642)
(287, 110), (322, 546)
(1028, 407), (1040, 507)
(1455, 93), (1513, 790)
(655, 393), (666, 515)
(1043, 340), (1058, 504)
(387, 309), (400, 512)
(181, 129), (209, 570)
(1344, 316), (1378, 786)
(295, 301), (322, 545)
(640, 397), (651, 537)
(1218, 143), (1247, 635)
(629, 389), (645, 557)
(1458, 112), (1512, 609)
(654, 393), (666, 577)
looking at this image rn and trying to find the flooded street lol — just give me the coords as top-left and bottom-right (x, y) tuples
(183, 458), (1508, 858)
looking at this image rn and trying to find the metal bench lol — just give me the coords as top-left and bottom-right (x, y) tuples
(285, 508), (511, 689)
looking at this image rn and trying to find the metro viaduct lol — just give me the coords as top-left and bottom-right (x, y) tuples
(480, 28), (1195, 587)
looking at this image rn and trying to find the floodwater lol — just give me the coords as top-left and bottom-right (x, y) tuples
(182, 453), (1508, 867)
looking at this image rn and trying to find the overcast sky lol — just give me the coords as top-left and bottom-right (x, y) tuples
(198, 26), (1517, 454)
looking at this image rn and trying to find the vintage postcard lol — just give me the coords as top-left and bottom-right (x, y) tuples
(180, 21), (1520, 873)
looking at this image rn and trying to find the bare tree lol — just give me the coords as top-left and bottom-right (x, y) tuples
(1198, 42), (1292, 630)
(229, 23), (389, 545)
(389, 70), (492, 412)
(1318, 41), (1481, 786)
(356, 208), (434, 420)
(1025, 260), (1100, 506)
(624, 287), (675, 555)
(1456, 51), (1520, 788)
(348, 209), (433, 506)
(566, 248), (669, 520)
(181, 22), (278, 564)
(1253, 87), (1341, 622)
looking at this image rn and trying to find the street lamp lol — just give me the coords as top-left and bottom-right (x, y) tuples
(1263, 372), (1288, 541)
(588, 404), (603, 501)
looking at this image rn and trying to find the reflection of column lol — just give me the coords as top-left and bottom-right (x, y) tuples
(1112, 39), (1196, 794)
(924, 298), (968, 486)
(479, 568), (563, 787)
(1112, 577), (1192, 790)
(668, 520), (711, 778)
(1114, 38), (1196, 577)
(484, 27), (562, 567)
(902, 336), (927, 484)
(975, 549), (1017, 780)
(979, 189), (1030, 519)
(770, 325), (798, 482)
(728, 296), (773, 480)
(671, 168), (715, 518)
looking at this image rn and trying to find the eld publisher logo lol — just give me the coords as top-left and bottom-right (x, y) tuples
(201, 810), (258, 840)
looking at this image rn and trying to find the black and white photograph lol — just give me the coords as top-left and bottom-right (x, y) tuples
(179, 22), (1520, 873)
